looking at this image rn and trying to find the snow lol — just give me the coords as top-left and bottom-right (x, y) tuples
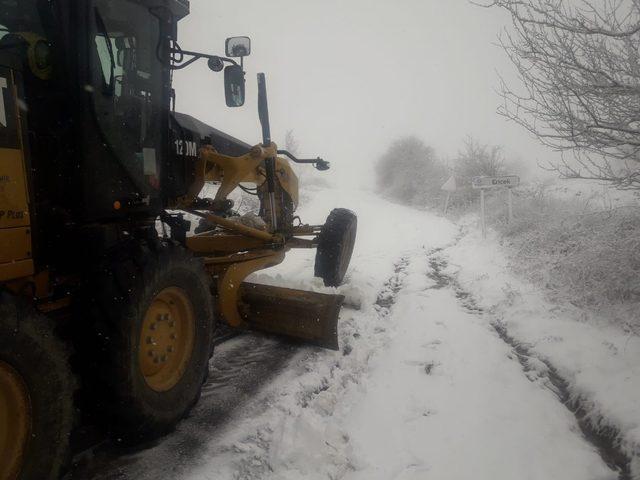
(93, 183), (637, 479)
(448, 223), (640, 477)
(181, 185), (619, 480)
(343, 270), (612, 480)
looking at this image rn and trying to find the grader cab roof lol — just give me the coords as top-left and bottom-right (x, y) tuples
(162, 0), (190, 20)
(139, 0), (190, 20)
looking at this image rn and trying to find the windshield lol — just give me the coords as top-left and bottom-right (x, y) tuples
(91, 0), (164, 195)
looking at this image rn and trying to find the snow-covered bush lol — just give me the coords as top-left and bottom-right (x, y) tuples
(487, 187), (640, 328)
(375, 136), (448, 207)
(454, 136), (506, 189)
(444, 137), (516, 210)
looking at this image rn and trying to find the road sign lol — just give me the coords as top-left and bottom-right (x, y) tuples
(471, 175), (520, 239)
(472, 175), (520, 189)
(441, 176), (457, 215)
(441, 175), (457, 192)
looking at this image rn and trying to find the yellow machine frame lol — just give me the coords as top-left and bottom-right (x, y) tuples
(177, 142), (325, 331)
(0, 70), (34, 284)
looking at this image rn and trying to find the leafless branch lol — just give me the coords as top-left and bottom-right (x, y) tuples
(485, 0), (640, 188)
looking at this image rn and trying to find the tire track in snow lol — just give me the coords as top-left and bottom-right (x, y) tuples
(69, 333), (299, 480)
(222, 255), (416, 480)
(374, 257), (411, 313)
(425, 247), (632, 479)
(75, 256), (415, 480)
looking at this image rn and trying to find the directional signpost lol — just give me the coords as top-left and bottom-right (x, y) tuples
(440, 175), (457, 214)
(471, 176), (520, 189)
(472, 175), (520, 239)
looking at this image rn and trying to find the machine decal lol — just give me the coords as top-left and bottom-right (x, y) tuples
(0, 210), (26, 220)
(174, 139), (198, 157)
(0, 77), (7, 127)
(0, 65), (33, 281)
(0, 68), (19, 149)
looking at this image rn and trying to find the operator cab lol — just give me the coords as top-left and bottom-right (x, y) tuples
(0, 0), (250, 269)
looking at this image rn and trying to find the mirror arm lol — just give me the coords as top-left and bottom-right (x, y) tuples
(171, 55), (199, 70)
(276, 150), (331, 171)
(170, 49), (238, 70)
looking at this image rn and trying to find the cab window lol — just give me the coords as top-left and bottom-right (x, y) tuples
(92, 0), (163, 192)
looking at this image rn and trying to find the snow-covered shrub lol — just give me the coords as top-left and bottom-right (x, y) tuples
(445, 137), (517, 210)
(487, 187), (640, 327)
(454, 136), (506, 188)
(375, 136), (448, 207)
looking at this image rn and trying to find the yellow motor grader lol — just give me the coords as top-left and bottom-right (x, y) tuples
(0, 1), (357, 479)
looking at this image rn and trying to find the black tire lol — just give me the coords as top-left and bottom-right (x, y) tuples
(0, 294), (75, 480)
(78, 241), (214, 444)
(314, 208), (358, 287)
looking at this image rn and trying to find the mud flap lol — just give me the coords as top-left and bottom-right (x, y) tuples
(239, 282), (343, 350)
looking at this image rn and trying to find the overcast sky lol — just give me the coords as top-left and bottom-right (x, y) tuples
(173, 0), (558, 186)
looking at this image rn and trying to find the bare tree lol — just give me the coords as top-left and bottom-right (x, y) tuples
(284, 129), (299, 156)
(485, 0), (640, 189)
(376, 136), (448, 206)
(454, 136), (506, 186)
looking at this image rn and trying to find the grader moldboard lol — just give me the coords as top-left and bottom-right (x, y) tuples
(0, 1), (357, 479)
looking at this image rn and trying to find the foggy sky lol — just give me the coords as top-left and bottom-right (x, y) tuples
(173, 0), (558, 187)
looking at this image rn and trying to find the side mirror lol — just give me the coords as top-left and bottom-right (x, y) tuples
(225, 36), (251, 58)
(224, 64), (245, 107)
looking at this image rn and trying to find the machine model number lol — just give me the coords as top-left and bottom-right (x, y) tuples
(0, 210), (25, 220)
(174, 139), (197, 157)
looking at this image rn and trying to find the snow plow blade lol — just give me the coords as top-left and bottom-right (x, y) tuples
(239, 282), (343, 350)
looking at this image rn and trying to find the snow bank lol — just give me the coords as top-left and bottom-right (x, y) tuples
(448, 224), (640, 477)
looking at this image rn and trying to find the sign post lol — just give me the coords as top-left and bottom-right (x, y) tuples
(480, 188), (486, 239)
(440, 175), (457, 215)
(472, 175), (520, 239)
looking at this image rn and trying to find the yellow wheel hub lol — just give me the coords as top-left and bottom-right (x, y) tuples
(139, 287), (196, 392)
(0, 361), (31, 480)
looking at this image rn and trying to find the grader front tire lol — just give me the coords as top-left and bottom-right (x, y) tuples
(80, 242), (215, 444)
(315, 209), (358, 287)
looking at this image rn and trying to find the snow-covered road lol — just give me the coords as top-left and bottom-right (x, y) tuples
(342, 251), (613, 480)
(74, 185), (628, 480)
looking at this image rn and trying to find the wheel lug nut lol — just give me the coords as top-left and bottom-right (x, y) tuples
(148, 350), (154, 357)
(150, 323), (157, 330)
(157, 314), (163, 321)
(146, 336), (153, 344)
(168, 320), (175, 328)
(170, 333), (177, 340)
(167, 346), (174, 353)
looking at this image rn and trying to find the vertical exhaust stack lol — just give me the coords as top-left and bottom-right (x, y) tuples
(257, 73), (279, 231)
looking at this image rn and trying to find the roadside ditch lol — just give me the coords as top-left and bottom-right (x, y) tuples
(425, 247), (633, 479)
